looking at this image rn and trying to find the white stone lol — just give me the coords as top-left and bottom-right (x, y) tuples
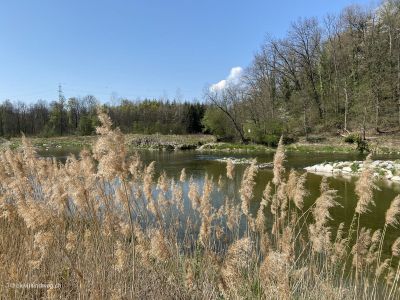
(319, 164), (334, 173)
(342, 167), (352, 173)
(392, 176), (400, 182)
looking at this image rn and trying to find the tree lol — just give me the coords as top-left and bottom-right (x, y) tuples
(48, 100), (67, 136)
(202, 107), (236, 141)
(78, 115), (95, 135)
(205, 85), (247, 143)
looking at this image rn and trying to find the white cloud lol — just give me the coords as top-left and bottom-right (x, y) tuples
(210, 66), (243, 92)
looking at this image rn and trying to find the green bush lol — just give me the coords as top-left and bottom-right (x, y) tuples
(344, 134), (358, 144)
(262, 134), (280, 147)
(356, 138), (369, 153)
(283, 135), (297, 145)
(344, 133), (369, 153)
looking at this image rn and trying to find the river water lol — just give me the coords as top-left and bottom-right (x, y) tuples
(40, 148), (400, 254)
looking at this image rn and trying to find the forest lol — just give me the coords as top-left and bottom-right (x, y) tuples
(0, 97), (206, 138)
(204, 0), (400, 143)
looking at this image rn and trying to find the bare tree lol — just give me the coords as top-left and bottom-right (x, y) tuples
(205, 85), (247, 143)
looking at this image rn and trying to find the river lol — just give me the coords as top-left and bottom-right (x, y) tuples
(39, 148), (400, 255)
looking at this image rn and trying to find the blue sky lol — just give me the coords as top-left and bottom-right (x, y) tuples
(0, 0), (376, 103)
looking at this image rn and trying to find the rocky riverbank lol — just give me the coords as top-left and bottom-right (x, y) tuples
(304, 160), (400, 182)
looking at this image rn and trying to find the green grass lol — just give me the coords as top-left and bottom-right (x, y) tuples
(351, 162), (360, 173)
(200, 142), (274, 152)
(286, 143), (355, 153)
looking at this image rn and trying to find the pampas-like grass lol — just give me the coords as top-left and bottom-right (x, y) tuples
(239, 159), (258, 217)
(392, 237), (400, 257)
(1, 111), (399, 299)
(188, 175), (200, 210)
(219, 237), (253, 296)
(180, 168), (187, 183)
(226, 159), (234, 180)
(355, 154), (378, 215)
(150, 229), (171, 262)
(309, 177), (339, 253)
(386, 195), (400, 227)
(273, 136), (285, 186)
(114, 241), (127, 272)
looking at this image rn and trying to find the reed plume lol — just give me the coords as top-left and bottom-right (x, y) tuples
(219, 237), (253, 296)
(180, 168), (187, 182)
(188, 175), (200, 210)
(309, 177), (339, 253)
(239, 159), (258, 217)
(157, 171), (169, 193)
(392, 237), (400, 257)
(287, 170), (307, 210)
(273, 136), (285, 186)
(150, 229), (171, 262)
(114, 241), (127, 272)
(143, 161), (156, 200)
(386, 195), (400, 227)
(355, 154), (378, 215)
(226, 159), (234, 180)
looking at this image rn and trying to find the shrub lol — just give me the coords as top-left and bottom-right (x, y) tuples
(356, 138), (369, 153)
(344, 133), (370, 153)
(262, 134), (280, 147)
(344, 134), (358, 144)
(202, 108), (236, 141)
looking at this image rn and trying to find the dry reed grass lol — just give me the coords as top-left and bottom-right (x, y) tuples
(0, 111), (399, 299)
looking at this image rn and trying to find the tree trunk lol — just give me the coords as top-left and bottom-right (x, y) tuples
(398, 45), (400, 127)
(375, 95), (379, 133)
(362, 107), (367, 140)
(303, 101), (308, 139)
(217, 106), (247, 144)
(344, 81), (349, 131)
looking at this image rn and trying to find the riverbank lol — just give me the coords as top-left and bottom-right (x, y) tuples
(199, 135), (400, 154)
(1, 133), (400, 154)
(0, 134), (216, 152)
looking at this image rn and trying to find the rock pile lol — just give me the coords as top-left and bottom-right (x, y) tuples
(304, 160), (400, 182)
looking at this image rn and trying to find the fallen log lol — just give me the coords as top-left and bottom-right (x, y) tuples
(376, 127), (400, 135)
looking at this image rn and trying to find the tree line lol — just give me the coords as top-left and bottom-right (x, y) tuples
(3, 0), (400, 144)
(0, 96), (206, 138)
(204, 0), (400, 144)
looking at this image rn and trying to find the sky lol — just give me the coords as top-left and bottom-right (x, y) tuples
(0, 0), (376, 104)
